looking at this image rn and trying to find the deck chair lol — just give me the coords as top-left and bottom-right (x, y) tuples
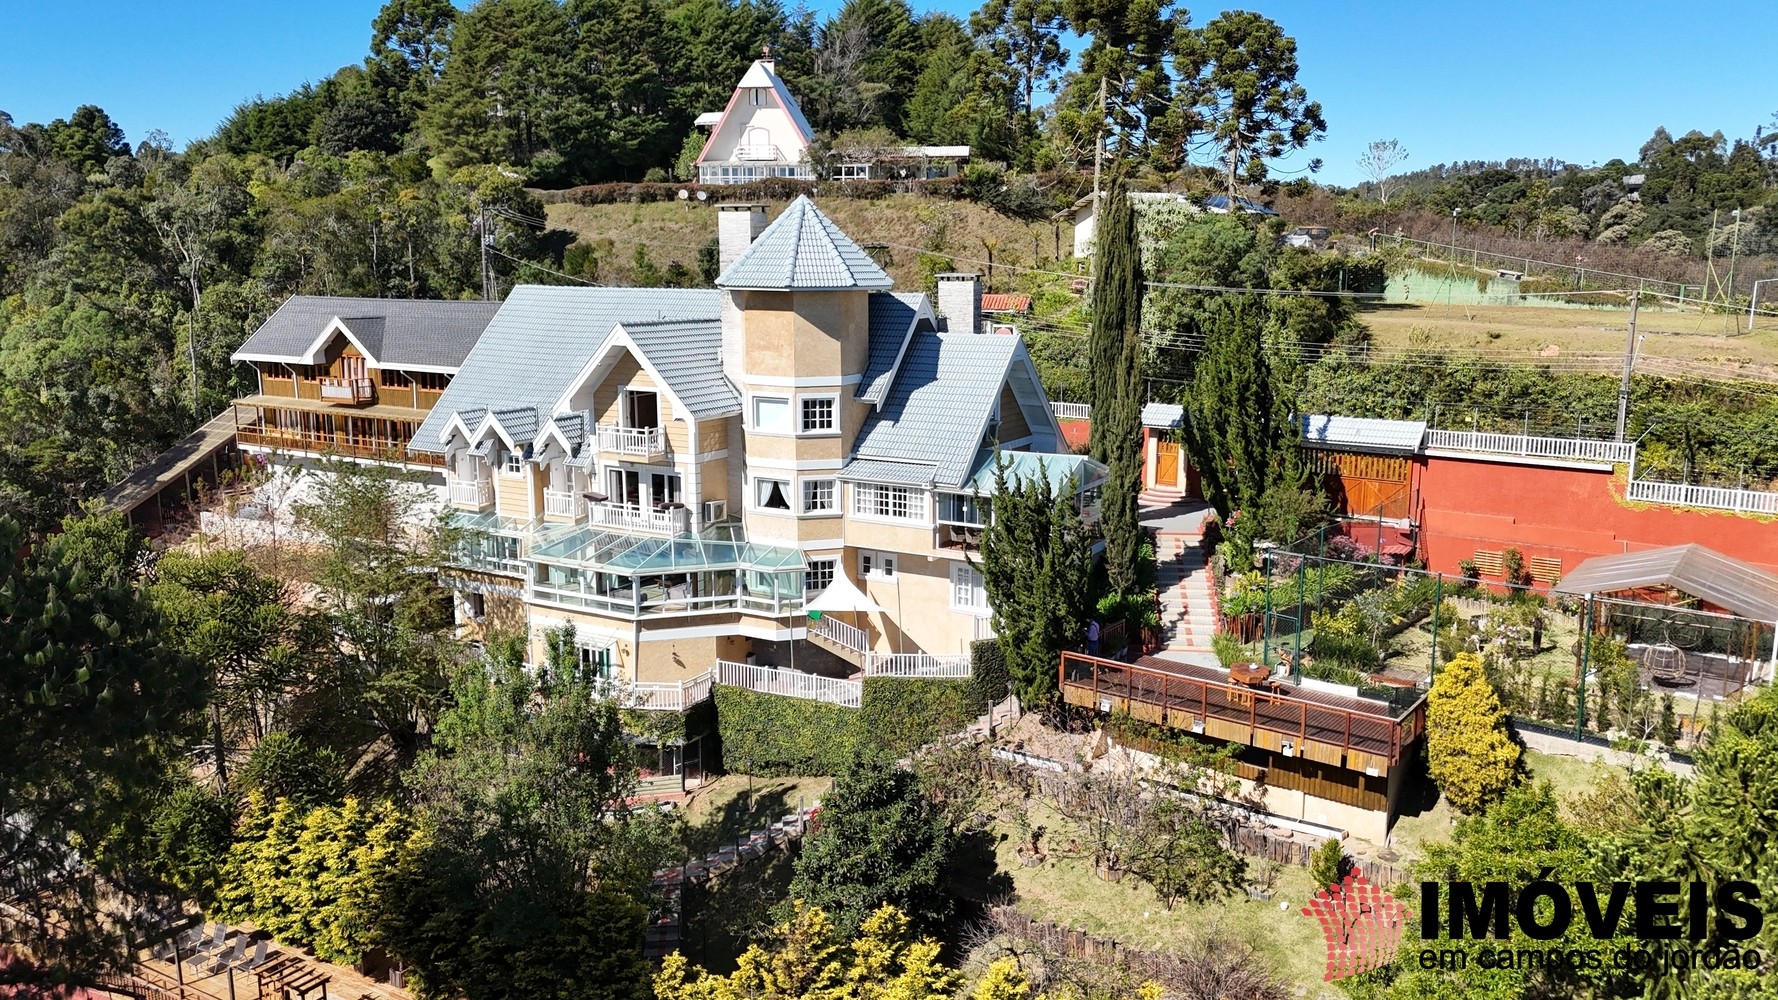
(187, 924), (226, 962)
(241, 940), (271, 971)
(204, 937), (246, 975)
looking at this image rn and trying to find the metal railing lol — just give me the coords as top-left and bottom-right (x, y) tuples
(862, 652), (971, 678)
(734, 144), (782, 162)
(716, 660), (862, 707)
(1050, 401), (1092, 421)
(1627, 479), (1778, 515)
(449, 478), (493, 508)
(596, 423), (665, 457)
(318, 376), (374, 402)
(602, 670), (715, 711)
(1423, 429), (1634, 465)
(809, 614), (867, 652)
(587, 502), (691, 534)
(544, 488), (578, 517)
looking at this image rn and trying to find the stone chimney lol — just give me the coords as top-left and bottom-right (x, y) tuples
(717, 204), (768, 274)
(936, 272), (982, 333)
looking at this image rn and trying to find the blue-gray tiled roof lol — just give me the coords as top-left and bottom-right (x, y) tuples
(716, 196), (894, 291)
(232, 296), (501, 370)
(1299, 414), (1426, 454)
(858, 292), (928, 405)
(413, 286), (722, 454)
(851, 330), (1020, 488)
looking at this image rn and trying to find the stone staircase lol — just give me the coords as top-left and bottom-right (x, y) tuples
(1138, 484), (1187, 508)
(1154, 531), (1217, 655)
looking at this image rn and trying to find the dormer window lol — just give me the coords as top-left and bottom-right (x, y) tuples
(502, 447), (523, 475)
(748, 89), (765, 107)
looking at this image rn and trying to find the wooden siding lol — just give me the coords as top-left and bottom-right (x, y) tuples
(1311, 451), (1412, 521)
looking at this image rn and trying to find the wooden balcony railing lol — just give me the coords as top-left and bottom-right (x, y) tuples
(318, 377), (374, 403)
(237, 426), (443, 468)
(1058, 652), (1425, 770)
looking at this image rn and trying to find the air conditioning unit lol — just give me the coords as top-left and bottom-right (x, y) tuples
(1280, 740), (1296, 758)
(703, 499), (727, 522)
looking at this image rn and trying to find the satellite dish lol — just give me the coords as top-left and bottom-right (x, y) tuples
(695, 190), (709, 202)
(677, 189), (689, 200)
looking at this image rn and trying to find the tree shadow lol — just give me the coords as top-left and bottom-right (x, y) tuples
(679, 850), (797, 973)
(682, 782), (801, 858)
(937, 825), (1016, 959)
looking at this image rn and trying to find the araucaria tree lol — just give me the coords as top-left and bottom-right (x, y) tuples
(1086, 171), (1145, 597)
(1186, 10), (1325, 198)
(974, 457), (1092, 705)
(1426, 651), (1521, 814)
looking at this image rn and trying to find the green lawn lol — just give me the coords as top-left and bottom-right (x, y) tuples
(680, 774), (830, 856)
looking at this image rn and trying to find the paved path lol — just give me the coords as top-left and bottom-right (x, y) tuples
(1153, 530), (1219, 661)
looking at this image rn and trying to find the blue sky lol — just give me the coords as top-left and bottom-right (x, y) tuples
(4, 1), (1774, 186)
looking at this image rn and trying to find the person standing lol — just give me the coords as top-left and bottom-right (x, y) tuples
(1086, 619), (1101, 656)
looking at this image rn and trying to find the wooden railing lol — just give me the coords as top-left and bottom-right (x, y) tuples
(318, 376), (374, 403)
(716, 660), (862, 707)
(1423, 429), (1634, 465)
(449, 478), (493, 508)
(596, 423), (665, 457)
(1626, 478), (1778, 515)
(236, 426), (444, 468)
(1057, 652), (1424, 767)
(588, 501), (690, 534)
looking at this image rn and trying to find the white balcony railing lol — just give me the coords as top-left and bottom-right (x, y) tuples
(595, 424), (665, 457)
(809, 614), (867, 653)
(1626, 479), (1778, 515)
(734, 143), (781, 162)
(1050, 401), (1092, 421)
(318, 376), (374, 402)
(716, 660), (861, 707)
(1423, 429), (1634, 465)
(448, 478), (493, 508)
(543, 488), (578, 517)
(599, 670), (715, 711)
(861, 652), (972, 678)
(587, 502), (691, 535)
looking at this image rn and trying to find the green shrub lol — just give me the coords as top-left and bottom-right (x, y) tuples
(714, 685), (862, 776)
(1212, 632), (1246, 667)
(968, 639), (1010, 707)
(1310, 836), (1347, 888)
(861, 677), (981, 756)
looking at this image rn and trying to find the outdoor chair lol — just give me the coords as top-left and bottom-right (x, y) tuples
(242, 940), (271, 971)
(204, 937), (246, 975)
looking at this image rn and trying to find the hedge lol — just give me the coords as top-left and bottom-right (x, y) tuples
(714, 685), (862, 776)
(860, 677), (982, 757)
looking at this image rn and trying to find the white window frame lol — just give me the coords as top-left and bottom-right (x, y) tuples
(859, 550), (897, 581)
(950, 563), (988, 614)
(748, 90), (765, 107)
(501, 446), (524, 476)
(753, 476), (793, 512)
(851, 482), (925, 523)
(804, 558), (836, 596)
(801, 477), (836, 514)
(799, 395), (837, 435)
(750, 394), (792, 435)
(838, 163), (870, 180)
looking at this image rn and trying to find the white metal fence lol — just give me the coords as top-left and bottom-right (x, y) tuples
(809, 614), (867, 652)
(1424, 429), (1635, 465)
(862, 652), (972, 678)
(716, 660), (862, 707)
(1050, 401), (1092, 421)
(1626, 479), (1778, 515)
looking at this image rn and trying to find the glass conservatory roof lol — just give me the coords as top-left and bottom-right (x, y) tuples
(525, 519), (804, 575)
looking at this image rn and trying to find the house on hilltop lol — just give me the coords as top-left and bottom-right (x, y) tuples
(694, 50), (968, 185)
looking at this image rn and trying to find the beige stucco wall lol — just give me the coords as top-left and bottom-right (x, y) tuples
(849, 551), (984, 657)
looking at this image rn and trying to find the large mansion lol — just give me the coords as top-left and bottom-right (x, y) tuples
(231, 197), (1103, 692)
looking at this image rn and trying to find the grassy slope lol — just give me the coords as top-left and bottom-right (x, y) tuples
(545, 195), (1080, 293)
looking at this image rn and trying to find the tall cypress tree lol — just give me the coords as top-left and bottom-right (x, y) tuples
(1087, 172), (1145, 596)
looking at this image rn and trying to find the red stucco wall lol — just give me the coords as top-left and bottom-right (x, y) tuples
(1417, 455), (1778, 576)
(1057, 417), (1091, 453)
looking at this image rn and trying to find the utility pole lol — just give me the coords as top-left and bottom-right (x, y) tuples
(1092, 75), (1106, 212)
(1615, 290), (1640, 441)
(478, 209), (493, 301)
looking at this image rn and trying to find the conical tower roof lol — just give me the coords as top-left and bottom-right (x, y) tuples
(715, 195), (894, 291)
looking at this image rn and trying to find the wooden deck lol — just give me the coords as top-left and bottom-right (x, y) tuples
(1058, 652), (1426, 773)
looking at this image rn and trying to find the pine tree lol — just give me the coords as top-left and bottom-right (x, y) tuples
(1087, 171), (1145, 596)
(1426, 652), (1521, 814)
(974, 456), (1092, 705)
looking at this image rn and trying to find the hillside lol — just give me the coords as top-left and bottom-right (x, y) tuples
(543, 195), (1080, 293)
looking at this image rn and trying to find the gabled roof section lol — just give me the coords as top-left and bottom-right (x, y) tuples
(622, 318), (739, 418)
(716, 196), (894, 291)
(1300, 414), (1427, 455)
(1554, 544), (1778, 622)
(737, 60), (815, 141)
(859, 292), (931, 405)
(413, 286), (720, 454)
(851, 329), (1023, 488)
(232, 296), (502, 371)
